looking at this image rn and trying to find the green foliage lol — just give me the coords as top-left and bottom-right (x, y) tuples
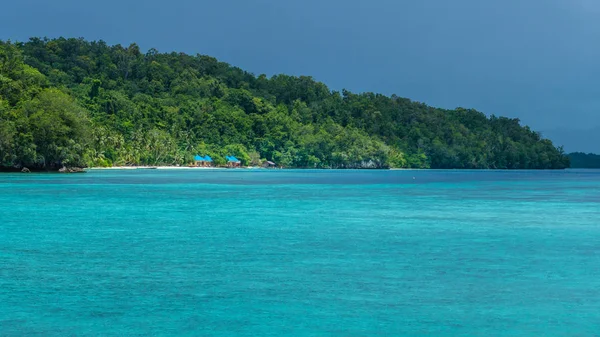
(568, 152), (599, 168)
(223, 144), (250, 165)
(25, 89), (90, 168)
(0, 42), (90, 170)
(0, 37), (571, 170)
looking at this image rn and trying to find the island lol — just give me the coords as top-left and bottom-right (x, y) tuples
(568, 152), (600, 168)
(0, 37), (570, 171)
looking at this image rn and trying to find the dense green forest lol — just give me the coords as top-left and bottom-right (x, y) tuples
(0, 37), (570, 170)
(568, 152), (600, 168)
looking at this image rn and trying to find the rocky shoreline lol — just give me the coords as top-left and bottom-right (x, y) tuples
(0, 166), (87, 173)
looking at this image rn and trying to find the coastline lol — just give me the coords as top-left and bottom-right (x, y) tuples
(10, 165), (576, 172)
(86, 166), (400, 170)
(88, 166), (224, 170)
(86, 166), (395, 171)
(3, 166), (574, 172)
(86, 166), (265, 170)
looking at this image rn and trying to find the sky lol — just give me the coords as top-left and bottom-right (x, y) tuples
(1, 0), (599, 152)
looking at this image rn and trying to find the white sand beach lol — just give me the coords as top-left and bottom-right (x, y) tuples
(87, 166), (264, 170)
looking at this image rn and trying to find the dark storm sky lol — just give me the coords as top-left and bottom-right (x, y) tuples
(2, 0), (599, 152)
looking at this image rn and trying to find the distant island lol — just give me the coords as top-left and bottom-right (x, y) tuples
(0, 37), (570, 171)
(568, 153), (600, 168)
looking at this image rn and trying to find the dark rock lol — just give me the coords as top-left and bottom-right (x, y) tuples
(21, 167), (31, 173)
(58, 167), (86, 173)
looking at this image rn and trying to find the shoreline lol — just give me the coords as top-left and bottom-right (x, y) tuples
(86, 166), (270, 170)
(88, 166), (227, 170)
(86, 166), (394, 171)
(8, 166), (576, 172)
(86, 167), (576, 172)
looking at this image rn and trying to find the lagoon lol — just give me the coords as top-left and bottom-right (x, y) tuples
(1, 169), (600, 336)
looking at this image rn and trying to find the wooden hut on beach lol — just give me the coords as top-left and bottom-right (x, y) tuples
(226, 156), (241, 168)
(194, 155), (213, 167)
(194, 155), (203, 166)
(263, 161), (276, 168)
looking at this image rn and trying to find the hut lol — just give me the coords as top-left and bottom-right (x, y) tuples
(194, 155), (214, 167)
(263, 161), (276, 168)
(203, 155), (213, 167)
(226, 156), (241, 168)
(194, 155), (205, 167)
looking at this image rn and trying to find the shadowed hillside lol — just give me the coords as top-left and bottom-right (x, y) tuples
(568, 152), (600, 168)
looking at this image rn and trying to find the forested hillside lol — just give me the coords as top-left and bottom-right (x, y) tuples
(568, 152), (600, 168)
(0, 37), (570, 170)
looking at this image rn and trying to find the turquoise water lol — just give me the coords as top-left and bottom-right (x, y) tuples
(1, 169), (600, 336)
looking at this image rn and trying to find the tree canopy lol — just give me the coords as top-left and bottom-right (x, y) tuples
(568, 152), (600, 168)
(0, 37), (570, 170)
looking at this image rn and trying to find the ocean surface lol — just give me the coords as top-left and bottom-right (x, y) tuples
(1, 169), (599, 336)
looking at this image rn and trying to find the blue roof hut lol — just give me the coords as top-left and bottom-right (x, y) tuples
(194, 155), (204, 166)
(194, 155), (214, 167)
(203, 155), (213, 167)
(226, 156), (241, 168)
